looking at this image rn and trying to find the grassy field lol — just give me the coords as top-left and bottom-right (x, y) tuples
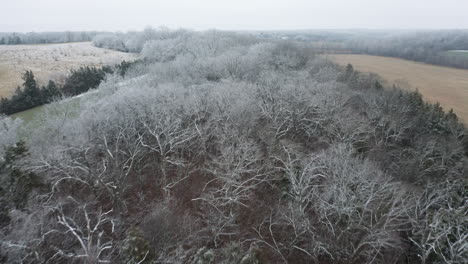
(10, 91), (92, 137)
(0, 42), (138, 98)
(446, 50), (468, 58)
(11, 105), (46, 122)
(328, 54), (468, 124)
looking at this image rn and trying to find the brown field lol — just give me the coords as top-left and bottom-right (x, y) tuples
(0, 42), (138, 98)
(328, 54), (468, 124)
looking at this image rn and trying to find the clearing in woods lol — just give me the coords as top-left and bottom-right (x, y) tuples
(0, 42), (138, 98)
(328, 54), (468, 124)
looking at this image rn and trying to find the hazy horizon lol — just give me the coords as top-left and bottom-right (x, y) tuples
(1, 0), (468, 32)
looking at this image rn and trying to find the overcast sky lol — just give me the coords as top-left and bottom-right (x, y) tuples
(1, 0), (467, 32)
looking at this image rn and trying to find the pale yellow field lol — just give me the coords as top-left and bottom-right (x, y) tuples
(328, 54), (468, 124)
(0, 42), (138, 97)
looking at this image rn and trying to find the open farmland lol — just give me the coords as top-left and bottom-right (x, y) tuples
(329, 54), (468, 123)
(0, 42), (138, 97)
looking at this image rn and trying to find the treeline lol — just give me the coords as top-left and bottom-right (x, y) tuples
(92, 27), (189, 52)
(92, 26), (258, 54)
(345, 30), (468, 69)
(0, 31), (103, 45)
(0, 61), (133, 115)
(0, 71), (60, 114)
(0, 30), (467, 263)
(255, 29), (361, 42)
(265, 30), (468, 69)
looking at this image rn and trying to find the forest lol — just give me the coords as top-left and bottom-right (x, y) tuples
(0, 29), (467, 264)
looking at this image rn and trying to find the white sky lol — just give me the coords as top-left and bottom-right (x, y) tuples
(1, 0), (467, 32)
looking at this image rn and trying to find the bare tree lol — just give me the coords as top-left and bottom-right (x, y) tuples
(410, 181), (468, 264)
(193, 134), (266, 247)
(50, 199), (116, 263)
(0, 115), (23, 158)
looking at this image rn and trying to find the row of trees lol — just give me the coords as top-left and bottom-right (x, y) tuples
(0, 30), (467, 263)
(0, 71), (60, 114)
(92, 26), (190, 53)
(92, 26), (258, 55)
(265, 30), (468, 69)
(0, 65), (116, 115)
(0, 31), (103, 45)
(345, 30), (468, 69)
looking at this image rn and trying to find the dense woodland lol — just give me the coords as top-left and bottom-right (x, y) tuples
(0, 29), (467, 263)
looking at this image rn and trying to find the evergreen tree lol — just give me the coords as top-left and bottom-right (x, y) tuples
(0, 37), (5, 45)
(62, 66), (110, 95)
(10, 86), (26, 113)
(373, 80), (383, 90)
(9, 35), (21, 45)
(338, 63), (354, 82)
(21, 71), (42, 107)
(117, 60), (132, 77)
(0, 97), (10, 114)
(338, 63), (359, 88)
(345, 63), (354, 76)
(40, 80), (61, 103)
(22, 71), (37, 91)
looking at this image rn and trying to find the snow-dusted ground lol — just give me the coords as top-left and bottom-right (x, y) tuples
(0, 42), (139, 97)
